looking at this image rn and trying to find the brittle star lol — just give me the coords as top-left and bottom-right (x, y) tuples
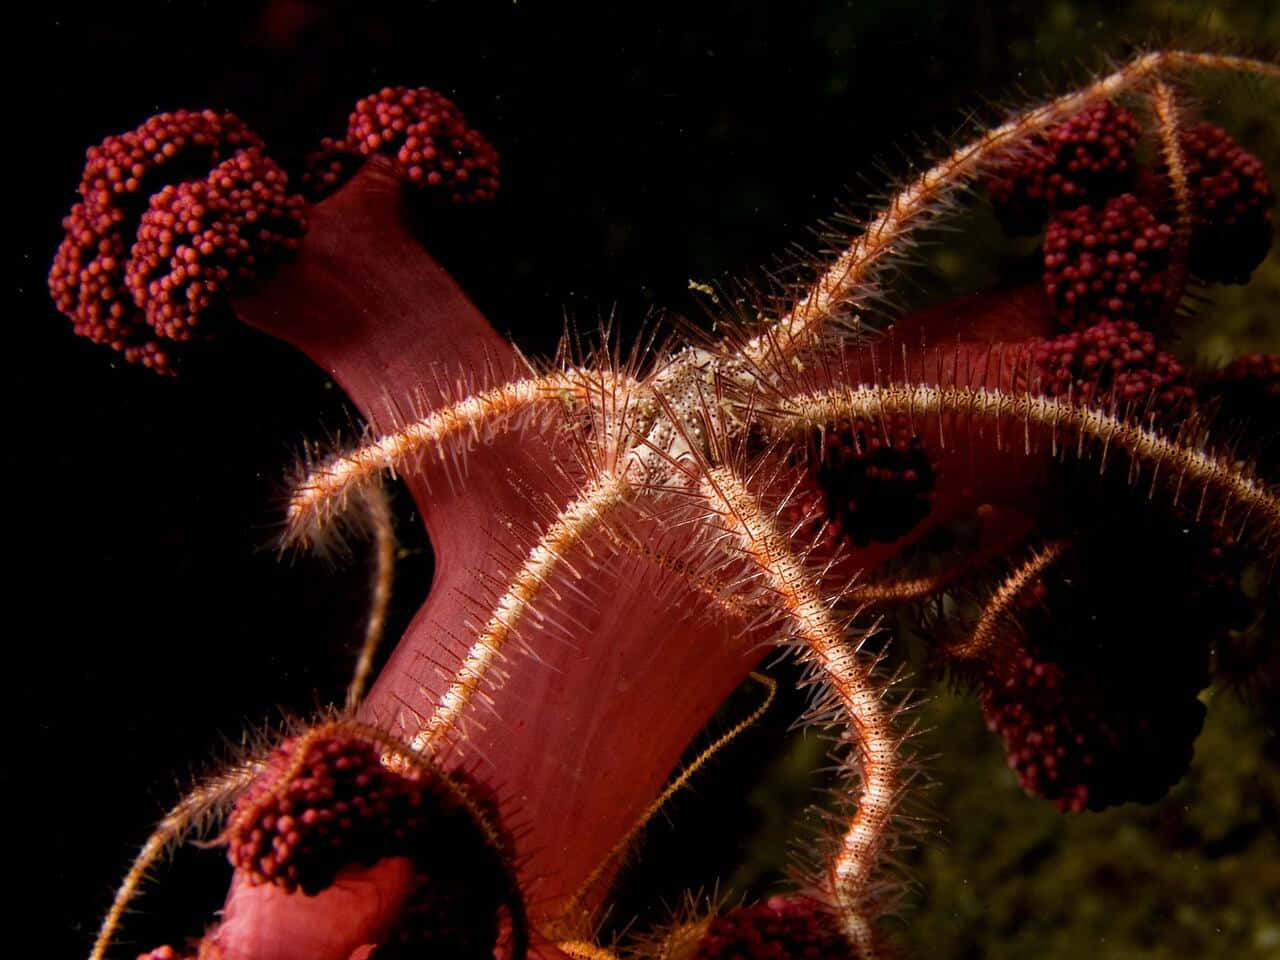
(59, 49), (1279, 960)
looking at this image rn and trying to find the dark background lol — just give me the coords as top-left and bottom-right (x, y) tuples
(11, 2), (1278, 957)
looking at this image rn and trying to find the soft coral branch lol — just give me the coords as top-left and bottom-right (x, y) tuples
(58, 40), (1278, 960)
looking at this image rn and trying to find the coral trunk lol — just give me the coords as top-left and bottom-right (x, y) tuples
(226, 163), (1057, 956)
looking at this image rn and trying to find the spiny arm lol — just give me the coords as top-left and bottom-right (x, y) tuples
(741, 50), (1278, 371)
(409, 470), (635, 754)
(768, 384), (1280, 544)
(945, 539), (1071, 662)
(344, 486), (398, 712)
(697, 465), (898, 960)
(283, 369), (641, 550)
(90, 760), (265, 960)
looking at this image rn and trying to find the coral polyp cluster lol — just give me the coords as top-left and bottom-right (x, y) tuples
(989, 96), (1274, 335)
(788, 413), (938, 548)
(1028, 319), (1192, 412)
(48, 109), (306, 371)
(125, 149), (305, 344)
(968, 508), (1224, 812)
(304, 86), (500, 203)
(225, 725), (512, 957)
(63, 48), (1278, 960)
(227, 732), (436, 894)
(986, 100), (1141, 233)
(690, 896), (855, 960)
(1181, 122), (1275, 282)
(1041, 192), (1174, 328)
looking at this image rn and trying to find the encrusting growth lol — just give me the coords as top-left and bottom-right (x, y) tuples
(59, 47), (1279, 960)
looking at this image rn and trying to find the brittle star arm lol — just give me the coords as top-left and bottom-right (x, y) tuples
(696, 464), (897, 960)
(1150, 78), (1194, 317)
(945, 538), (1071, 662)
(90, 759), (266, 960)
(765, 384), (1280, 543)
(409, 468), (635, 754)
(284, 368), (642, 548)
(346, 485), (397, 712)
(739, 50), (1278, 371)
(554, 942), (622, 960)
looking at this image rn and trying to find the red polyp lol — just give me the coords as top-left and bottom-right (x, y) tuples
(1042, 193), (1173, 331)
(231, 146), (770, 938)
(1029, 319), (1193, 416)
(49, 110), (305, 372)
(127, 149), (306, 343)
(692, 896), (856, 960)
(225, 734), (431, 895)
(986, 100), (1140, 235)
(1202, 353), (1280, 476)
(1180, 123), (1275, 284)
(972, 489), (1229, 811)
(207, 727), (509, 960)
(1215, 352), (1280, 396)
(302, 87), (499, 204)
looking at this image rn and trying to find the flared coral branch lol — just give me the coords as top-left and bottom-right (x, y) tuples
(557, 672), (777, 933)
